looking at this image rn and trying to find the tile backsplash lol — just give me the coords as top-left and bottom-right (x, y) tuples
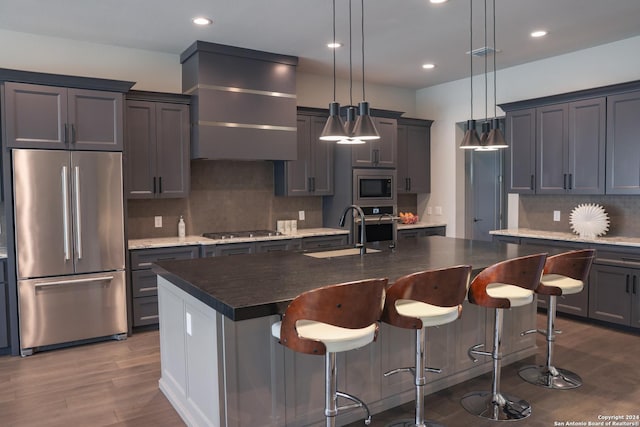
(127, 160), (323, 239)
(518, 194), (640, 237)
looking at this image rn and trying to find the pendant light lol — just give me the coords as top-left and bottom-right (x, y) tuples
(338, 0), (365, 144)
(351, 0), (380, 141)
(320, 0), (348, 141)
(485, 0), (508, 149)
(476, 0), (497, 151)
(460, 0), (482, 150)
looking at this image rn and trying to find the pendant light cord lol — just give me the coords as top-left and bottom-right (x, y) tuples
(493, 0), (497, 118)
(349, 0), (353, 106)
(361, 0), (366, 102)
(469, 0), (473, 120)
(332, 0), (337, 102)
(484, 0), (488, 123)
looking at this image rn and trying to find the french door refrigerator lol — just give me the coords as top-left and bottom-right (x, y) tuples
(13, 149), (126, 356)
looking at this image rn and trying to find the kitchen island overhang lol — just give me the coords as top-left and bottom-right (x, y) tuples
(153, 237), (565, 427)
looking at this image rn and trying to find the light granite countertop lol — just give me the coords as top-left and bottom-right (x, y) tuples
(128, 227), (349, 250)
(490, 228), (640, 248)
(397, 222), (447, 230)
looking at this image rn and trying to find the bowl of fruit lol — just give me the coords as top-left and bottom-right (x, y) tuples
(399, 212), (419, 224)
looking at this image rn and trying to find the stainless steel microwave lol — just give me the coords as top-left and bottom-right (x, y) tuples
(352, 168), (397, 206)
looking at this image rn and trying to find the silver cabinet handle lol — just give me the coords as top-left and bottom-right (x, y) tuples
(74, 166), (83, 260)
(34, 275), (115, 288)
(61, 166), (71, 261)
(139, 286), (158, 292)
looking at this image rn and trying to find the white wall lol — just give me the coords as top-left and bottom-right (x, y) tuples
(0, 29), (417, 115)
(416, 35), (640, 237)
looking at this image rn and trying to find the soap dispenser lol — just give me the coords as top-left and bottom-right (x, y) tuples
(178, 215), (186, 238)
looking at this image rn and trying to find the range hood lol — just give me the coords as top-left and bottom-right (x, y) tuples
(181, 41), (298, 160)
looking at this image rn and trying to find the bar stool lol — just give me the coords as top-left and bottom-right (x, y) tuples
(272, 278), (387, 427)
(518, 249), (595, 389)
(381, 265), (472, 427)
(460, 253), (547, 421)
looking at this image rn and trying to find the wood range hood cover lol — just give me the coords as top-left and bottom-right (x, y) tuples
(181, 41), (299, 160)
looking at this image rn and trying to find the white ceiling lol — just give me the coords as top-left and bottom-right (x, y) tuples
(1, 0), (639, 89)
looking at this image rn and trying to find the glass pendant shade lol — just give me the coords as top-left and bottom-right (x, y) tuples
(319, 101), (348, 141)
(352, 101), (380, 141)
(337, 106), (365, 144)
(460, 119), (482, 150)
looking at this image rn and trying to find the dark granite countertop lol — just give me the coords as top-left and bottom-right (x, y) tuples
(153, 236), (565, 321)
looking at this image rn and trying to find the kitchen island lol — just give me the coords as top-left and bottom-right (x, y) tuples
(153, 236), (561, 427)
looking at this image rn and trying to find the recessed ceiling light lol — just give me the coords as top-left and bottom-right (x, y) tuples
(192, 17), (212, 26)
(327, 42), (342, 49)
(531, 30), (548, 38)
(422, 63), (436, 70)
(430, 0), (448, 3)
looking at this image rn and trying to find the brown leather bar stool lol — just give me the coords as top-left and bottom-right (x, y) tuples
(272, 278), (387, 427)
(460, 253), (547, 421)
(381, 265), (472, 427)
(519, 249), (595, 389)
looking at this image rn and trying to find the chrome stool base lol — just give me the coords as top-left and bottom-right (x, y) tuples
(518, 365), (582, 389)
(385, 419), (445, 427)
(460, 391), (531, 421)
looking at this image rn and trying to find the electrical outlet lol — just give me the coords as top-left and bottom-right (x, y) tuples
(435, 206), (443, 216)
(154, 216), (162, 228)
(186, 312), (192, 336)
(553, 211), (561, 222)
(299, 210), (305, 221)
(427, 206), (433, 215)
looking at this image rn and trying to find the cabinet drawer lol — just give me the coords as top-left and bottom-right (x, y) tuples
(130, 246), (199, 269)
(256, 239), (301, 253)
(301, 235), (348, 250)
(131, 269), (159, 297)
(215, 242), (255, 257)
(133, 296), (159, 327)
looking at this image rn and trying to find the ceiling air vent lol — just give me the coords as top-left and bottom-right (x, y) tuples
(467, 46), (499, 57)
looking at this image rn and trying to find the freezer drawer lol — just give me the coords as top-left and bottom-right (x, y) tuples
(18, 271), (127, 352)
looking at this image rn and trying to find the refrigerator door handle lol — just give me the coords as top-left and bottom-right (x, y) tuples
(34, 275), (115, 288)
(61, 166), (71, 261)
(74, 166), (83, 260)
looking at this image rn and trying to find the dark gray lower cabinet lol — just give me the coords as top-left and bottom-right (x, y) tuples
(129, 246), (200, 327)
(300, 235), (348, 250)
(0, 260), (8, 351)
(397, 226), (445, 239)
(589, 263), (640, 327)
(201, 239), (302, 257)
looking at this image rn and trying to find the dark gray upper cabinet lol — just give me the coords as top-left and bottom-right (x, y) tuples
(352, 117), (397, 168)
(397, 119), (432, 194)
(125, 97), (190, 199)
(4, 82), (123, 151)
(537, 99), (605, 194)
(274, 109), (333, 196)
(506, 108), (536, 193)
(606, 90), (640, 194)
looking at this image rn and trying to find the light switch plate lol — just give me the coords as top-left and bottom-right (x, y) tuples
(299, 210), (305, 221)
(154, 216), (162, 228)
(553, 211), (561, 222)
(427, 207), (433, 215)
(435, 206), (443, 215)
(186, 312), (192, 336)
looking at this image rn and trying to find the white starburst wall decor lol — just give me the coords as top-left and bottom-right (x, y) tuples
(569, 203), (610, 239)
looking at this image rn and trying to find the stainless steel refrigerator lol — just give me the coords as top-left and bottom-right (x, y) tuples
(13, 149), (127, 356)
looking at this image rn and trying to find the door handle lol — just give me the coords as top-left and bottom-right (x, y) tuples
(61, 166), (71, 261)
(153, 177), (157, 194)
(568, 173), (573, 190)
(34, 275), (115, 288)
(64, 124), (69, 145)
(74, 166), (83, 260)
(563, 173), (567, 190)
(71, 124), (76, 144)
(626, 274), (630, 293)
(530, 174), (534, 190)
(473, 218), (483, 223)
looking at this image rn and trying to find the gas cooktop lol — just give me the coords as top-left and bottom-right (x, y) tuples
(202, 230), (282, 240)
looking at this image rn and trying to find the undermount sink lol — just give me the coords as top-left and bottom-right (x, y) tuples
(303, 247), (381, 258)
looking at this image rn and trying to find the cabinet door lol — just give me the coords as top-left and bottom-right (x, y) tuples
(396, 125), (409, 193)
(373, 117), (397, 167)
(0, 280), (7, 349)
(589, 264), (632, 326)
(536, 104), (568, 194)
(568, 97), (605, 194)
(285, 116), (313, 195)
(506, 108), (536, 193)
(4, 82), (68, 149)
(156, 103), (190, 198)
(68, 89), (124, 151)
(126, 100), (157, 198)
(632, 274), (640, 328)
(606, 90), (640, 194)
(310, 115), (334, 195)
(406, 125), (430, 193)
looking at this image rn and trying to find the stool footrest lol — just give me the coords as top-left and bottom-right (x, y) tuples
(383, 367), (413, 377)
(467, 343), (491, 362)
(425, 367), (442, 374)
(336, 391), (372, 425)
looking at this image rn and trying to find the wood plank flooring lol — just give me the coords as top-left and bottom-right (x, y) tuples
(0, 314), (637, 426)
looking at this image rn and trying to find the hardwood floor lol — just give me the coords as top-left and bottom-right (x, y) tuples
(0, 314), (637, 427)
